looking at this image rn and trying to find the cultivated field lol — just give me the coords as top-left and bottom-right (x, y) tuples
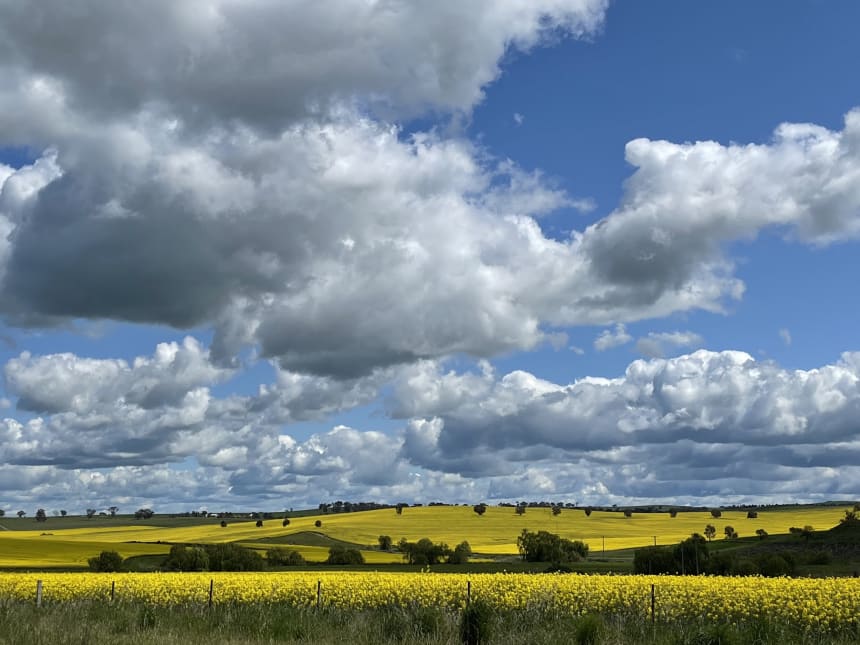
(0, 504), (851, 568)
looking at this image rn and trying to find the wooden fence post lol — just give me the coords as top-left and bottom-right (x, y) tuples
(466, 580), (471, 606)
(35, 580), (43, 607)
(316, 580), (321, 609)
(110, 580), (116, 602)
(208, 579), (214, 608)
(650, 584), (655, 623)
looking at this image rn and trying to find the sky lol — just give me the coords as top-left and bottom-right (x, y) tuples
(1, 0), (860, 514)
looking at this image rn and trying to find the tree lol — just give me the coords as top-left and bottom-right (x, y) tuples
(16, 510), (25, 518)
(282, 517), (291, 527)
(88, 550), (124, 572)
(724, 526), (737, 539)
(35, 508), (47, 522)
(623, 510), (633, 518)
(840, 510), (858, 525)
(398, 537), (451, 565)
(746, 511), (758, 519)
(551, 505), (562, 516)
(517, 529), (588, 563)
(710, 509), (722, 518)
(164, 545), (209, 572)
(0, 510), (4, 518)
(473, 503), (487, 516)
(395, 503), (405, 515)
(448, 541), (472, 565)
(583, 507), (593, 517)
(673, 534), (708, 575)
(255, 519), (264, 527)
(515, 504), (526, 516)
(59, 510), (67, 517)
(314, 519), (322, 528)
(326, 546), (364, 565)
(755, 528), (768, 540)
(220, 520), (228, 527)
(801, 525), (815, 544)
(108, 506), (118, 517)
(134, 508), (154, 519)
(704, 524), (716, 541)
(633, 547), (677, 574)
(669, 510), (678, 518)
(378, 535), (393, 551)
(266, 548), (305, 566)
(86, 509), (97, 519)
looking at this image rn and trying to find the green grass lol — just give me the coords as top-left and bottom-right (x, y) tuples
(0, 599), (856, 645)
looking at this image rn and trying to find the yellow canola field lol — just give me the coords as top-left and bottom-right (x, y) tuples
(1, 572), (858, 632)
(0, 505), (851, 567)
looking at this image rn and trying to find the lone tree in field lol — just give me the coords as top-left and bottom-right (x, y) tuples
(515, 504), (526, 516)
(35, 508), (47, 522)
(623, 509), (633, 518)
(396, 503), (405, 515)
(473, 503), (487, 516)
(551, 505), (562, 516)
(314, 519), (322, 528)
(710, 509), (722, 518)
(86, 509), (97, 519)
(669, 510), (678, 518)
(282, 517), (290, 527)
(746, 511), (758, 519)
(755, 528), (768, 540)
(724, 526), (737, 539)
(378, 535), (393, 550)
(583, 507), (593, 517)
(704, 524), (716, 541)
(17, 510), (25, 518)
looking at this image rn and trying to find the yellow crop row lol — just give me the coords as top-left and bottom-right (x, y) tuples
(1, 572), (858, 632)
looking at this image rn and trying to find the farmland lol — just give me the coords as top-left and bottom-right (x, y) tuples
(0, 504), (853, 568)
(1, 505), (859, 643)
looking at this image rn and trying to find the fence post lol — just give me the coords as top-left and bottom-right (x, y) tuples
(467, 580), (471, 606)
(35, 580), (43, 607)
(650, 584), (655, 623)
(110, 580), (116, 602)
(316, 580), (321, 609)
(208, 579), (214, 608)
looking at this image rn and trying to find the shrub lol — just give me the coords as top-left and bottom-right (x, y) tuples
(88, 550), (124, 572)
(746, 511), (758, 519)
(710, 509), (722, 518)
(282, 518), (290, 527)
(314, 520), (322, 528)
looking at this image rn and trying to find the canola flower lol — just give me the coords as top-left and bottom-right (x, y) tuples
(1, 572), (857, 633)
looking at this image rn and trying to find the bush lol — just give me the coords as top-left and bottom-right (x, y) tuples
(326, 546), (364, 565)
(314, 520), (322, 528)
(88, 550), (124, 572)
(378, 535), (393, 550)
(710, 509), (722, 518)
